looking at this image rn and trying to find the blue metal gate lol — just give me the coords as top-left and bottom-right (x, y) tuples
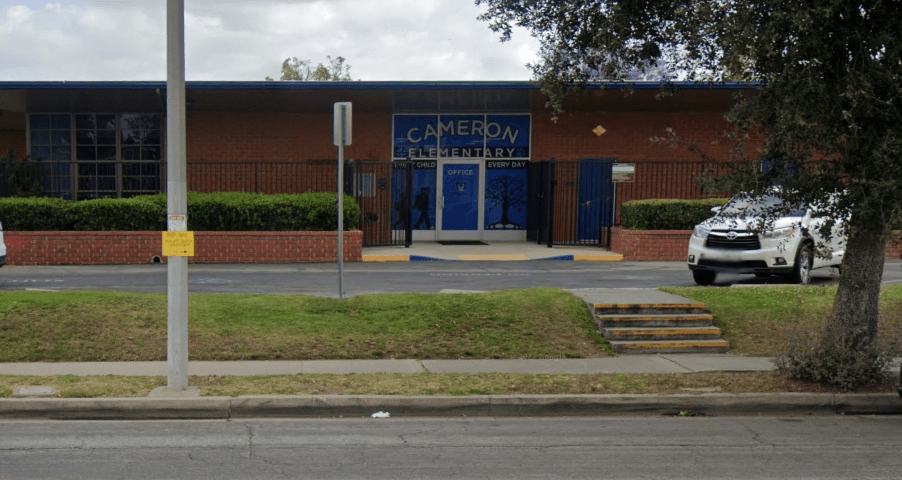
(577, 158), (615, 243)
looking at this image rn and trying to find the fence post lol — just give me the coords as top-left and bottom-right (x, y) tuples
(404, 162), (413, 247)
(545, 157), (556, 247)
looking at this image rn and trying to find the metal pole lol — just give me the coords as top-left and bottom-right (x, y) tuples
(337, 145), (344, 299)
(166, 0), (188, 390)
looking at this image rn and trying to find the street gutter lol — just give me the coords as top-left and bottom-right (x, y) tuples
(1, 393), (899, 420)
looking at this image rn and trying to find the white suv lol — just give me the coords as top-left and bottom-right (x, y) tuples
(687, 193), (846, 285)
(0, 219), (5, 268)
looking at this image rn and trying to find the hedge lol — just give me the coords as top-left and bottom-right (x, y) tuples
(621, 198), (729, 230)
(0, 192), (360, 232)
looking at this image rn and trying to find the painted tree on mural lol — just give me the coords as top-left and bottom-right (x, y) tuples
(265, 56), (352, 81)
(486, 174), (526, 229)
(477, 0), (902, 387)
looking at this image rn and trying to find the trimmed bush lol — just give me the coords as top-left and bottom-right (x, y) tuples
(0, 192), (360, 231)
(186, 192), (360, 231)
(621, 198), (729, 230)
(70, 196), (168, 231)
(0, 197), (74, 231)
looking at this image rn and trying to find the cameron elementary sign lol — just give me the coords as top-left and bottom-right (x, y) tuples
(393, 114), (530, 160)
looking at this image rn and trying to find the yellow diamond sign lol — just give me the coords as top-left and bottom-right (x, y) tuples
(593, 125), (607, 136)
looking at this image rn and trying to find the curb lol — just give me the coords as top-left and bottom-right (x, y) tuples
(1, 394), (899, 420)
(361, 254), (624, 262)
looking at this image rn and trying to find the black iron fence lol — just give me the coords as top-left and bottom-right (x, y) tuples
(530, 159), (741, 247)
(2, 159), (744, 247)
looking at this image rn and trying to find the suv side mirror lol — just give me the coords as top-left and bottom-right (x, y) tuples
(710, 206), (722, 215)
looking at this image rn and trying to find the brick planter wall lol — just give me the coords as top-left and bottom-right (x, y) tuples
(4, 231), (362, 266)
(888, 233), (901, 259)
(610, 227), (691, 261)
(610, 226), (902, 261)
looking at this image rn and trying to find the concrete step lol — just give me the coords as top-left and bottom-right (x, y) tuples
(609, 339), (731, 354)
(603, 327), (724, 342)
(596, 314), (715, 328)
(592, 302), (708, 316)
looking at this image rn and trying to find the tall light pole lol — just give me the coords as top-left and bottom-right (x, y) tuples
(166, 0), (189, 390)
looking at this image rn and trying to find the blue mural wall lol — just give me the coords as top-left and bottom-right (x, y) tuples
(392, 114), (530, 232)
(391, 161), (436, 230)
(484, 160), (528, 230)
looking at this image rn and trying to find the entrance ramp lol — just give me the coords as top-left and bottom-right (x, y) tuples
(362, 241), (623, 262)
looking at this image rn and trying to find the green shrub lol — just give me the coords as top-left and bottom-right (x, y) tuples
(0, 197), (74, 230)
(621, 198), (729, 230)
(0, 192), (359, 231)
(70, 196), (167, 231)
(186, 192), (359, 231)
(774, 320), (902, 391)
(1, 146), (44, 197)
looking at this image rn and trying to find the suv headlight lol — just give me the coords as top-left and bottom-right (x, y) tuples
(762, 226), (797, 239)
(692, 225), (710, 239)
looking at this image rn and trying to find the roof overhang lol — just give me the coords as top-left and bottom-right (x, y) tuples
(0, 81), (757, 114)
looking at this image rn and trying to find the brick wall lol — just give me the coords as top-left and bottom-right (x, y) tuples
(887, 233), (902, 259)
(4, 231), (362, 265)
(610, 227), (902, 261)
(610, 227), (691, 261)
(186, 111), (392, 164)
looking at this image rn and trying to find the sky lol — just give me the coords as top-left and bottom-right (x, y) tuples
(0, 0), (540, 82)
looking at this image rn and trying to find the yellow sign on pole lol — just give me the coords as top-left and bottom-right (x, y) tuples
(162, 231), (195, 257)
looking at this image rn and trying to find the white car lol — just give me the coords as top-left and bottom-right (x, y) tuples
(0, 219), (5, 268)
(687, 193), (846, 285)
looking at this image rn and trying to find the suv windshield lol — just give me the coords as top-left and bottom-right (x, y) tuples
(720, 194), (806, 218)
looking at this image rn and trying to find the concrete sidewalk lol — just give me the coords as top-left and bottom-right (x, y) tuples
(0, 355), (777, 377)
(3, 357), (901, 419)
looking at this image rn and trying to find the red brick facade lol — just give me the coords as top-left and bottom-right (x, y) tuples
(4, 231), (362, 265)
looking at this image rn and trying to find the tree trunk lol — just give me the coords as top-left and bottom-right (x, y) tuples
(824, 222), (887, 350)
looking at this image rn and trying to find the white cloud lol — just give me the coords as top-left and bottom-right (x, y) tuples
(0, 0), (540, 81)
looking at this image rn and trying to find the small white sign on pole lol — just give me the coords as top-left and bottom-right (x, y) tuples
(333, 102), (352, 146)
(333, 102), (352, 298)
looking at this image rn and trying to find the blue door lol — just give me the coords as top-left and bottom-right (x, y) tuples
(439, 161), (481, 236)
(577, 158), (615, 242)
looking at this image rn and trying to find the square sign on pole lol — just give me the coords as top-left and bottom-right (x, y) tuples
(333, 102), (352, 146)
(333, 102), (352, 298)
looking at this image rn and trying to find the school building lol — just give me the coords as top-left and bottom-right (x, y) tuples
(0, 81), (753, 247)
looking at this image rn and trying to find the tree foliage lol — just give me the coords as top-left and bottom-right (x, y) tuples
(477, 0), (902, 375)
(265, 56), (353, 81)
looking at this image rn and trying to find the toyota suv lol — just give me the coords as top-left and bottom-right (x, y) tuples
(687, 192), (846, 285)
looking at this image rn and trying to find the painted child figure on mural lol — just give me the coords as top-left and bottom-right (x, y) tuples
(413, 187), (433, 230)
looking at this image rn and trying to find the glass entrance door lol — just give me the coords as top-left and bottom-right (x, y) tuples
(437, 159), (483, 240)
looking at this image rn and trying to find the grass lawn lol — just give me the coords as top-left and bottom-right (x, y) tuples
(2, 371), (896, 399)
(3, 286), (902, 397)
(661, 285), (902, 356)
(0, 288), (609, 362)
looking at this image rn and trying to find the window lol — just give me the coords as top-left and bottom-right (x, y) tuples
(29, 113), (163, 200)
(28, 114), (73, 199)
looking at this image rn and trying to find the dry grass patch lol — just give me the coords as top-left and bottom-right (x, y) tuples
(0, 376), (166, 398)
(3, 372), (896, 399)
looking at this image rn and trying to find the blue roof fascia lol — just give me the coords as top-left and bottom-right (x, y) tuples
(0, 80), (756, 92)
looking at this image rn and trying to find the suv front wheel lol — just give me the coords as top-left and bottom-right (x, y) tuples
(788, 243), (813, 285)
(692, 270), (717, 286)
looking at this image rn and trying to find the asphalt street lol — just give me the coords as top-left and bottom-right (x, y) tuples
(2, 260), (899, 295)
(2, 416), (901, 479)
